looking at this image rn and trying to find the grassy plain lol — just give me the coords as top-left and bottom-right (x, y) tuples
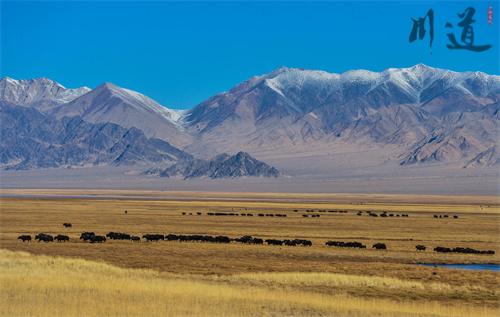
(0, 191), (499, 316)
(1, 249), (498, 317)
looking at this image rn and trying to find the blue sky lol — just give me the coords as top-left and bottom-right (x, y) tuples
(1, 1), (498, 109)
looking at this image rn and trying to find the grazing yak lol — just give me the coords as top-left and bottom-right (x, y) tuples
(434, 246), (495, 255)
(165, 234), (180, 241)
(284, 239), (297, 246)
(265, 239), (284, 246)
(283, 239), (312, 247)
(18, 235), (31, 242)
(164, 234), (231, 244)
(234, 235), (264, 244)
(372, 243), (387, 250)
(106, 232), (131, 240)
(142, 234), (164, 242)
(90, 235), (106, 243)
(252, 238), (264, 244)
(63, 223), (72, 228)
(80, 232), (95, 241)
(235, 235), (254, 243)
(54, 235), (70, 242)
(415, 245), (426, 251)
(325, 241), (366, 249)
(214, 236), (231, 243)
(434, 246), (451, 253)
(301, 239), (313, 246)
(35, 233), (53, 242)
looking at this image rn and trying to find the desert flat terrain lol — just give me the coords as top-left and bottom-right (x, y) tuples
(1, 158), (499, 195)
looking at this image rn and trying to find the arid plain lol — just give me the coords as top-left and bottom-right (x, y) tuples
(1, 190), (499, 316)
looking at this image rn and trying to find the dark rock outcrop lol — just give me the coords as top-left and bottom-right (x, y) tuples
(146, 151), (280, 179)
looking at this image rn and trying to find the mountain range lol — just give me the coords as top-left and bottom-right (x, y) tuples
(183, 64), (499, 164)
(1, 64), (498, 177)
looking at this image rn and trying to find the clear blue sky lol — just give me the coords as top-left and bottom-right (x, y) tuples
(1, 1), (498, 109)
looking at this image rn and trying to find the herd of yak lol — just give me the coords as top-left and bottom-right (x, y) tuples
(325, 240), (387, 250)
(16, 228), (495, 255)
(178, 210), (462, 220)
(14, 210), (490, 254)
(322, 241), (494, 254)
(18, 231), (313, 246)
(201, 212), (288, 218)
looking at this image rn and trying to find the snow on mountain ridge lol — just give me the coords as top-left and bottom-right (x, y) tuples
(0, 77), (91, 110)
(51, 81), (192, 146)
(104, 83), (181, 122)
(252, 65), (500, 104)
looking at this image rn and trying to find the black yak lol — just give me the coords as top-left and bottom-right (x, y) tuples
(90, 235), (106, 243)
(54, 235), (70, 242)
(80, 232), (95, 241)
(142, 234), (164, 242)
(35, 233), (53, 242)
(18, 235), (31, 242)
(325, 241), (366, 249)
(106, 232), (131, 240)
(265, 239), (283, 246)
(372, 243), (387, 250)
(415, 245), (426, 251)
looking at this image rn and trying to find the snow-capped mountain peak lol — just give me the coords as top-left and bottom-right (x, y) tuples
(51, 81), (191, 146)
(0, 77), (90, 111)
(92, 82), (184, 126)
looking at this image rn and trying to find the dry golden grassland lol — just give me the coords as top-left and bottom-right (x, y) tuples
(0, 192), (499, 316)
(1, 249), (498, 317)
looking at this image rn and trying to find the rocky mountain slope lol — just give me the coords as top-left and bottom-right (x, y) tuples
(145, 152), (280, 179)
(183, 64), (499, 166)
(0, 103), (191, 170)
(464, 146), (499, 168)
